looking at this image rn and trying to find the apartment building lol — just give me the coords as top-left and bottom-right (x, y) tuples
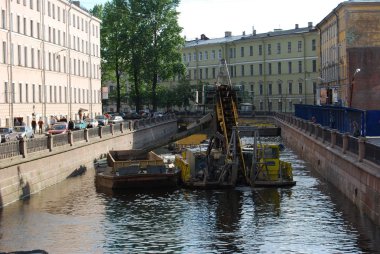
(316, 0), (380, 110)
(175, 23), (319, 113)
(0, 0), (101, 127)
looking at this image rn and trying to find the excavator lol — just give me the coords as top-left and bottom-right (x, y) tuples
(174, 59), (295, 188)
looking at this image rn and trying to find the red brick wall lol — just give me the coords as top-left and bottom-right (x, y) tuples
(348, 47), (380, 110)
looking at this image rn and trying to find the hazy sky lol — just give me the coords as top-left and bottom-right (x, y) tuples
(82, 0), (344, 40)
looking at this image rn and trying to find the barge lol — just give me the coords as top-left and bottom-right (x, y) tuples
(95, 150), (180, 190)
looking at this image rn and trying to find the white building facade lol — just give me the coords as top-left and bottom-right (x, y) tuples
(0, 0), (101, 127)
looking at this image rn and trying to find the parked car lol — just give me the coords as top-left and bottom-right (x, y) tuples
(95, 115), (109, 126)
(73, 120), (87, 130)
(47, 122), (68, 135)
(0, 127), (14, 142)
(13, 126), (34, 140)
(152, 112), (163, 118)
(109, 115), (124, 124)
(123, 112), (141, 120)
(85, 118), (99, 128)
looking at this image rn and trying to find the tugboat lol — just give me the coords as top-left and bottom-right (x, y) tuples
(95, 150), (181, 190)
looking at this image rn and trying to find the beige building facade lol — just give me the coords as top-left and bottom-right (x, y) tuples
(174, 23), (319, 113)
(0, 0), (101, 127)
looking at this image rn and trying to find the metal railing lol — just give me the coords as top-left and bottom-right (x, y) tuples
(276, 113), (380, 166)
(0, 114), (176, 161)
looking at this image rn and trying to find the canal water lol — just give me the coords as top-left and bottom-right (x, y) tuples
(0, 138), (379, 254)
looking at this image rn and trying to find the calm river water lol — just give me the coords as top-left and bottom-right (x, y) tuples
(0, 138), (379, 254)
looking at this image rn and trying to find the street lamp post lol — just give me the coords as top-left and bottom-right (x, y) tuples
(349, 68), (361, 108)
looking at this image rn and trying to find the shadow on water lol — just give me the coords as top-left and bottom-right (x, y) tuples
(17, 166), (30, 201)
(67, 165), (87, 178)
(309, 169), (380, 253)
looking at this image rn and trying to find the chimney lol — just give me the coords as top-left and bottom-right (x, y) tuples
(242, 31), (245, 36)
(308, 22), (313, 28)
(295, 24), (299, 29)
(252, 26), (256, 36)
(225, 31), (232, 37)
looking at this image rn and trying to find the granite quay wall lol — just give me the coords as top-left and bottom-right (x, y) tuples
(0, 115), (177, 208)
(275, 113), (380, 225)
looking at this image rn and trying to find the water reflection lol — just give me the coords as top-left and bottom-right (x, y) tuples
(0, 142), (379, 253)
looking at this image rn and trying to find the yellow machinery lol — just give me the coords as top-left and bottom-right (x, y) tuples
(175, 59), (295, 188)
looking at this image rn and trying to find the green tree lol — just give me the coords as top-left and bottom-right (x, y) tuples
(99, 0), (129, 113)
(135, 0), (185, 112)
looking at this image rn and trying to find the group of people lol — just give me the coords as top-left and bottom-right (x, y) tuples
(30, 118), (45, 134)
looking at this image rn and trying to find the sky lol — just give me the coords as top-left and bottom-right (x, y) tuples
(81, 0), (344, 40)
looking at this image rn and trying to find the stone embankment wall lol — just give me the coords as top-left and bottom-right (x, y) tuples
(0, 116), (177, 208)
(275, 114), (380, 225)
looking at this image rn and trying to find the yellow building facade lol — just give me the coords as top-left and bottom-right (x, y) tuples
(177, 24), (319, 113)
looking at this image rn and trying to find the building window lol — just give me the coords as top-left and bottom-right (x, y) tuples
(218, 49), (222, 59)
(212, 68), (216, 79)
(288, 42), (291, 53)
(250, 65), (254, 76)
(240, 47), (244, 57)
(268, 83), (272, 95)
(277, 43), (281, 54)
(278, 62), (281, 74)
(19, 83), (22, 103)
(32, 84), (35, 103)
(241, 65), (245, 76)
(312, 60), (317, 72)
(17, 45), (21, 65)
(249, 46), (253, 56)
(298, 61), (302, 73)
(299, 82), (303, 94)
(259, 45), (262, 56)
(17, 15), (20, 33)
(259, 64), (263, 76)
(25, 83), (29, 103)
(199, 52), (202, 61)
(1, 10), (6, 29)
(211, 50), (215, 60)
(38, 84), (42, 103)
(12, 83), (15, 103)
(4, 82), (8, 103)
(31, 48), (34, 68)
(24, 46), (27, 67)
(278, 83), (282, 95)
(288, 82), (293, 94)
(259, 83), (263, 95)
(30, 20), (33, 37)
(2, 41), (6, 64)
(260, 101), (263, 111)
(268, 63), (272, 75)
(312, 39), (316, 51)
(298, 41), (302, 52)
(288, 62), (292, 74)
(267, 44), (271, 55)
(49, 86), (52, 102)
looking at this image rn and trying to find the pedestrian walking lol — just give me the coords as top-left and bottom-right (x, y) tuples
(38, 118), (44, 134)
(31, 118), (37, 134)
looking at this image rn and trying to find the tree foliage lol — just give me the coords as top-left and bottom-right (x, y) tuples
(92, 0), (185, 113)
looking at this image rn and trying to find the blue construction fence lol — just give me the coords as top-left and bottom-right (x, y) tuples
(294, 104), (380, 137)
